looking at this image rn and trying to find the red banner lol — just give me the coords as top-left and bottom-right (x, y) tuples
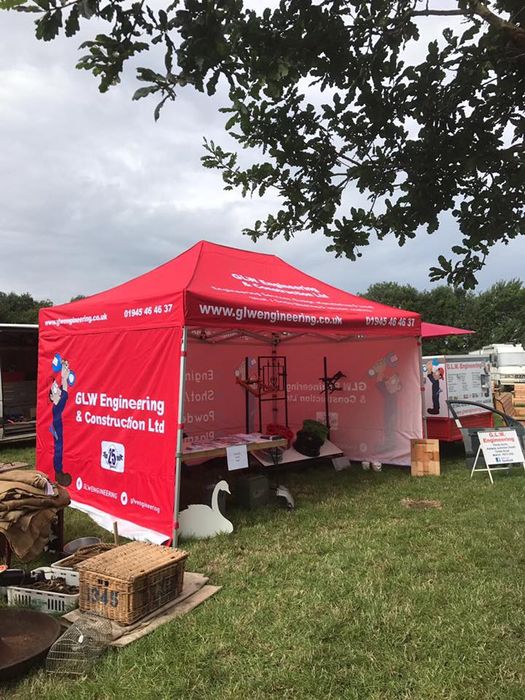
(37, 326), (182, 540)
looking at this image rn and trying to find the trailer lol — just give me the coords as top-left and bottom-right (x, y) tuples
(469, 343), (525, 390)
(0, 324), (38, 443)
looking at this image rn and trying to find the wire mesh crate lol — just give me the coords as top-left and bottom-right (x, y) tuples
(77, 541), (188, 625)
(46, 615), (112, 676)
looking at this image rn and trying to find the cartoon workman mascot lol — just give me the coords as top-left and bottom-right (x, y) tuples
(49, 359), (73, 486)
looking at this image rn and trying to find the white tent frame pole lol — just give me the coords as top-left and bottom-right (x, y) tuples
(173, 326), (188, 547)
(417, 336), (427, 438)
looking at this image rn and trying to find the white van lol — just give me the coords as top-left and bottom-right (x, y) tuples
(0, 324), (38, 443)
(469, 343), (525, 390)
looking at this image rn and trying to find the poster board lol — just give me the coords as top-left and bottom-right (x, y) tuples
(37, 326), (182, 543)
(423, 354), (491, 418)
(472, 429), (525, 484)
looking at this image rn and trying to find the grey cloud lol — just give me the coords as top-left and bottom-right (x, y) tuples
(0, 10), (523, 308)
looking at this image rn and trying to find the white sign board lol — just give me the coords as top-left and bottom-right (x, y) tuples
(478, 430), (524, 466)
(226, 444), (249, 471)
(423, 355), (491, 418)
(471, 429), (525, 484)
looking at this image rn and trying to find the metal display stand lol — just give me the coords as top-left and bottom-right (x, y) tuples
(319, 357), (345, 439)
(257, 355), (288, 432)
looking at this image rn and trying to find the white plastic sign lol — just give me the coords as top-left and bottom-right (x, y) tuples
(478, 430), (524, 466)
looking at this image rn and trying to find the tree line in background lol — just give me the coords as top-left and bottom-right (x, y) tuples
(0, 292), (84, 325)
(1, 283), (523, 356)
(363, 279), (525, 355)
(0, 292), (52, 325)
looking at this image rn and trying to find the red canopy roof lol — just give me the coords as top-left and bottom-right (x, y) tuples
(421, 322), (474, 338)
(40, 241), (421, 337)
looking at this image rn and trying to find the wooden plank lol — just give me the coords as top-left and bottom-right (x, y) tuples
(494, 392), (515, 417)
(110, 585), (221, 647)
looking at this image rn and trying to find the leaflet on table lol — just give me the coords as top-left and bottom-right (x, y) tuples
(231, 433), (267, 442)
(183, 435), (253, 452)
(183, 432), (275, 453)
(226, 433), (282, 443)
(183, 440), (226, 451)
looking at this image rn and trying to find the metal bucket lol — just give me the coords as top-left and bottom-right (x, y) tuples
(63, 537), (101, 555)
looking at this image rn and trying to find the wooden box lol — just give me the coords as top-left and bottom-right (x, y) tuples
(77, 541), (188, 625)
(514, 384), (525, 399)
(410, 438), (440, 477)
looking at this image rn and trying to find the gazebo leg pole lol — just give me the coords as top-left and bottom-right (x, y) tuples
(173, 326), (188, 547)
(417, 338), (427, 438)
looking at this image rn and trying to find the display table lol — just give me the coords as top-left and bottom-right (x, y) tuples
(182, 434), (287, 463)
(251, 439), (343, 467)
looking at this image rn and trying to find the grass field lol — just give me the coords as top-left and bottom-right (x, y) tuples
(1, 442), (525, 700)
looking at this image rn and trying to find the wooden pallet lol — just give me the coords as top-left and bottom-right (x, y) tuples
(494, 389), (525, 424)
(494, 391), (515, 416)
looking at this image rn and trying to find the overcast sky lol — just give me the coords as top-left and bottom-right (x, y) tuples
(0, 8), (523, 305)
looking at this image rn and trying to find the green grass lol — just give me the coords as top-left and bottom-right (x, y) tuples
(2, 442), (525, 699)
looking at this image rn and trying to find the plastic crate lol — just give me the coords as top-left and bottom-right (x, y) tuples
(36, 566), (80, 587)
(7, 566), (79, 614)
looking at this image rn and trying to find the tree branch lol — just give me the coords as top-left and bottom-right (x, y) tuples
(468, 0), (523, 33)
(411, 1), (525, 44)
(411, 1), (525, 55)
(411, 9), (466, 17)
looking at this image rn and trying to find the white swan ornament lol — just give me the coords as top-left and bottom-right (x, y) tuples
(178, 480), (233, 540)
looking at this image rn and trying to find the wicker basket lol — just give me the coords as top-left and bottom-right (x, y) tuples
(77, 542), (188, 625)
(53, 543), (117, 571)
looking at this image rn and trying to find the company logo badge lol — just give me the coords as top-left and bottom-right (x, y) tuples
(101, 441), (125, 473)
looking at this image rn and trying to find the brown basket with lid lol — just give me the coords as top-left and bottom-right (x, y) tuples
(77, 541), (189, 625)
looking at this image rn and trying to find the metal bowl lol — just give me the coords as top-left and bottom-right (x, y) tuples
(0, 609), (61, 680)
(63, 536), (101, 554)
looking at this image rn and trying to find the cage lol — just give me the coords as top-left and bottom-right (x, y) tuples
(45, 616), (112, 676)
